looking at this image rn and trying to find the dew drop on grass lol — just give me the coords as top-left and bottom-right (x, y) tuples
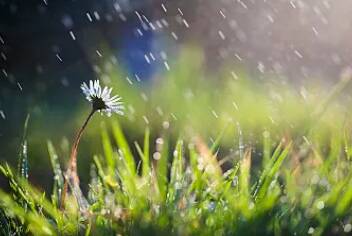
(156, 138), (164, 145)
(232, 176), (238, 187)
(162, 121), (169, 129)
(316, 200), (324, 210)
(308, 227), (315, 234)
(153, 152), (161, 160)
(344, 224), (352, 233)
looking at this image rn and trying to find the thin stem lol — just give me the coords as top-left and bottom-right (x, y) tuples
(60, 108), (96, 210)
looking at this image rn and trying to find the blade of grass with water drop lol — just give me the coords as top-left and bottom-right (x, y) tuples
(167, 140), (184, 204)
(111, 120), (136, 176)
(18, 114), (30, 180)
(255, 142), (291, 202)
(47, 141), (64, 207)
(239, 149), (251, 202)
(156, 136), (169, 200)
(142, 127), (150, 178)
(134, 128), (151, 179)
(101, 123), (115, 177)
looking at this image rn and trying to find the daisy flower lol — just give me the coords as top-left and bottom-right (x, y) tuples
(60, 80), (124, 211)
(81, 80), (124, 116)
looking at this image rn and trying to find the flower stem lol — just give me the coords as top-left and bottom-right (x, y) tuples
(60, 108), (96, 210)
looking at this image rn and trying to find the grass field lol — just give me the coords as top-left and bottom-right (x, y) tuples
(1, 49), (352, 235)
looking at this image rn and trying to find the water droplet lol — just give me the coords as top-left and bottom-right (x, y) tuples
(308, 227), (314, 234)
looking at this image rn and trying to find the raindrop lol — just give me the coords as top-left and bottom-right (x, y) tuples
(143, 116), (149, 124)
(161, 3), (167, 13)
(141, 92), (148, 101)
(17, 82), (23, 91)
(231, 71), (239, 80)
(86, 12), (93, 22)
(156, 106), (163, 116)
(144, 54), (151, 64)
(1, 52), (6, 61)
(164, 61), (170, 71)
(289, 1), (296, 9)
(69, 31), (76, 40)
(113, 3), (121, 12)
(149, 52), (156, 61)
(56, 53), (63, 62)
(96, 50), (102, 57)
(125, 77), (133, 85)
(257, 62), (265, 73)
(119, 14), (127, 22)
(312, 27), (318, 36)
(235, 53), (243, 61)
(294, 50), (303, 59)
(62, 15), (73, 28)
(218, 30), (226, 40)
(0, 110), (5, 120)
(2, 69), (8, 77)
(93, 11), (100, 20)
(134, 74), (141, 82)
(232, 101), (239, 111)
(219, 10), (226, 19)
(171, 32), (178, 40)
(183, 19), (190, 28)
(267, 15), (274, 23)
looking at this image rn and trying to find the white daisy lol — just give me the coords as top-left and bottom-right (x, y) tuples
(81, 80), (124, 116)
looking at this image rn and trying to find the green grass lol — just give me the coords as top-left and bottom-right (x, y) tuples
(2, 48), (352, 235)
(2, 117), (352, 235)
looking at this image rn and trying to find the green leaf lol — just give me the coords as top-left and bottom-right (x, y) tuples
(111, 120), (136, 176)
